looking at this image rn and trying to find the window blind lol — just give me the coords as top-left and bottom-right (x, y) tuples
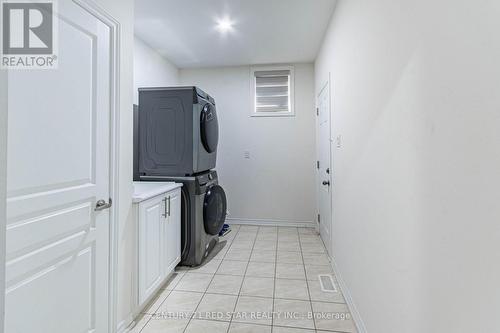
(254, 70), (290, 113)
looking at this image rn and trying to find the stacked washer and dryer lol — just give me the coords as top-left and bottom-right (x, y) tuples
(134, 86), (227, 266)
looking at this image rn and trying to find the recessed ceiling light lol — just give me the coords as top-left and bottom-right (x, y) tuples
(215, 17), (234, 33)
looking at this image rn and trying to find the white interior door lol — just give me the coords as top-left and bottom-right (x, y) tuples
(5, 1), (113, 332)
(317, 81), (332, 257)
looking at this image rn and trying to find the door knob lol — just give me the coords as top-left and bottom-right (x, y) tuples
(322, 181), (330, 186)
(95, 198), (112, 211)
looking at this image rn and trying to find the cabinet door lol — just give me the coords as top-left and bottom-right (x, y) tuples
(138, 196), (164, 304)
(164, 189), (181, 273)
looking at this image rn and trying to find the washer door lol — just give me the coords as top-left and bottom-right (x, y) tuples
(203, 184), (227, 235)
(200, 103), (219, 153)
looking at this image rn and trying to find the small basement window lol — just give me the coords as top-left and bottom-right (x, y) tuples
(251, 66), (294, 117)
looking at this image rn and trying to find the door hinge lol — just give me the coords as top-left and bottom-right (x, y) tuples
(316, 160), (320, 169)
(317, 214), (320, 223)
(316, 107), (319, 116)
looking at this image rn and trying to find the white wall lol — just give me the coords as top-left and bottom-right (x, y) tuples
(116, 36), (180, 329)
(315, 0), (500, 332)
(133, 37), (179, 103)
(180, 64), (316, 226)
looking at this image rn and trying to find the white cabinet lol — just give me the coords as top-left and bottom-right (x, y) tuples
(163, 190), (181, 275)
(134, 184), (182, 306)
(138, 195), (164, 304)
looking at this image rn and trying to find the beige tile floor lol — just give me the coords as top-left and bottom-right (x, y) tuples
(131, 225), (358, 333)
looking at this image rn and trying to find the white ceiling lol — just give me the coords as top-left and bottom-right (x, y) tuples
(135, 0), (336, 69)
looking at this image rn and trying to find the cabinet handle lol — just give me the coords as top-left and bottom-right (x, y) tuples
(168, 196), (171, 217)
(162, 197), (168, 218)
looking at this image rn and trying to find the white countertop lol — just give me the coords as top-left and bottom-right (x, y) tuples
(132, 181), (183, 203)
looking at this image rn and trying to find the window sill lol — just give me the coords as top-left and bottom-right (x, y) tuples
(250, 112), (295, 118)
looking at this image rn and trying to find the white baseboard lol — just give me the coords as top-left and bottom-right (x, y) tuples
(227, 217), (314, 228)
(116, 266), (180, 333)
(331, 259), (368, 333)
(116, 315), (133, 333)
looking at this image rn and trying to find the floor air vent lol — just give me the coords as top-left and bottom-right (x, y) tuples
(318, 274), (338, 293)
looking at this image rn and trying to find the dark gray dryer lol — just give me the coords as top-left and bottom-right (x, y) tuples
(136, 86), (218, 177)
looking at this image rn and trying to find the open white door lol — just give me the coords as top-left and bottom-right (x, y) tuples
(317, 80), (332, 257)
(5, 1), (114, 332)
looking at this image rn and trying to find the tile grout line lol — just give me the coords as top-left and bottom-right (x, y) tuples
(227, 226), (259, 332)
(137, 287), (174, 332)
(138, 288), (346, 305)
(180, 226), (240, 333)
(139, 268), (192, 332)
(298, 228), (317, 331)
(141, 226), (333, 332)
(271, 227), (280, 330)
(178, 316), (352, 333)
(180, 269), (218, 332)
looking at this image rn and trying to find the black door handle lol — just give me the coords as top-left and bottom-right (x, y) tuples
(322, 181), (330, 186)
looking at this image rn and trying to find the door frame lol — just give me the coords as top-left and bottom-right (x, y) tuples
(1, 62), (8, 333)
(1, 1), (122, 332)
(76, 1), (121, 332)
(316, 75), (333, 256)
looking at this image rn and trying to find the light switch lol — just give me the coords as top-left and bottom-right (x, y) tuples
(244, 151), (250, 159)
(336, 135), (342, 148)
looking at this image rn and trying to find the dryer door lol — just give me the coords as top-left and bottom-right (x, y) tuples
(203, 184), (227, 235)
(200, 103), (219, 153)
